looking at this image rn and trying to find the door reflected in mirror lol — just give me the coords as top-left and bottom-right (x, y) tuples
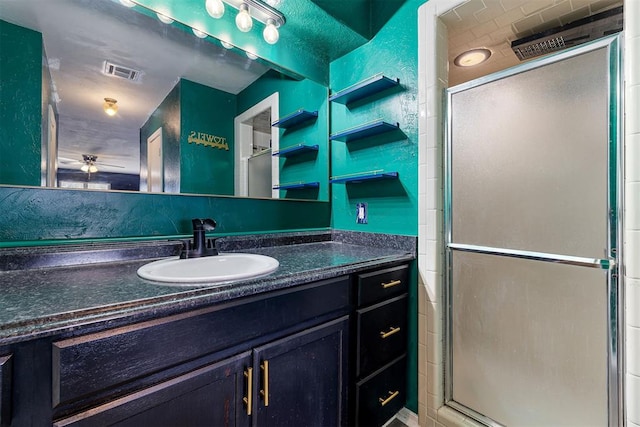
(0, 0), (328, 201)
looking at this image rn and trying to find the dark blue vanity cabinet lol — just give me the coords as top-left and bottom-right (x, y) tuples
(0, 354), (11, 427)
(0, 262), (410, 427)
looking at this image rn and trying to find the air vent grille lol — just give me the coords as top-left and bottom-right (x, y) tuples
(103, 61), (142, 81)
(511, 6), (622, 61)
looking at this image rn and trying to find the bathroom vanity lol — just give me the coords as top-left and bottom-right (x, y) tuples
(0, 232), (414, 427)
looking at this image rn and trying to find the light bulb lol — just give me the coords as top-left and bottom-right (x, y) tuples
(156, 12), (174, 24)
(103, 98), (118, 116)
(221, 41), (234, 49)
(192, 28), (208, 38)
(205, 0), (225, 18)
(263, 18), (279, 44)
(246, 51), (258, 60)
(235, 3), (253, 32)
(119, 0), (136, 7)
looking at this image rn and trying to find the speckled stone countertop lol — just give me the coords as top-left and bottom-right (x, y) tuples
(0, 231), (415, 345)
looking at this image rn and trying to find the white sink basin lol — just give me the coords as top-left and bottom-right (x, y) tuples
(137, 253), (279, 284)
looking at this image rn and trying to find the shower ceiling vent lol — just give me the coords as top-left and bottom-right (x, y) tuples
(511, 6), (622, 61)
(103, 61), (142, 82)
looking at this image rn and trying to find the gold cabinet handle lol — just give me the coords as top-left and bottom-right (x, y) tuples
(260, 360), (269, 407)
(243, 367), (253, 415)
(380, 326), (401, 339)
(379, 390), (400, 407)
(381, 279), (401, 289)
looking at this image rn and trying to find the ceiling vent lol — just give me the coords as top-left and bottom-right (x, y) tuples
(511, 6), (623, 61)
(103, 61), (142, 82)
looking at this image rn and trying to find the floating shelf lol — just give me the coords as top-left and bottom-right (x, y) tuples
(330, 171), (399, 184)
(329, 74), (400, 105)
(272, 144), (319, 157)
(273, 181), (320, 190)
(272, 109), (318, 129)
(330, 120), (400, 142)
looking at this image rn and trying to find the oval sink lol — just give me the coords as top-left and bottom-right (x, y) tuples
(137, 253), (279, 284)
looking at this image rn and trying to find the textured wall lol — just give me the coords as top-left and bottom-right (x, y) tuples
(180, 79), (236, 195)
(329, 2), (419, 235)
(0, 20), (42, 186)
(237, 72), (329, 201)
(0, 186), (329, 245)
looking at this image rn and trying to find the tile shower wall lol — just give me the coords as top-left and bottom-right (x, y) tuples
(418, 1), (639, 426)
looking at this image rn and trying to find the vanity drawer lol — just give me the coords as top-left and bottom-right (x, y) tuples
(356, 355), (406, 427)
(357, 264), (408, 307)
(52, 276), (350, 409)
(357, 294), (407, 377)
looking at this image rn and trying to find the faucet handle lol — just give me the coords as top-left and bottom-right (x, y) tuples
(192, 218), (217, 231)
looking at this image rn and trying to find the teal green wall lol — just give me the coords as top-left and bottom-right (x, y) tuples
(0, 186), (329, 245)
(0, 20), (42, 186)
(237, 72), (329, 201)
(180, 79), (236, 195)
(329, 0), (422, 412)
(329, 2), (419, 236)
(141, 83), (181, 193)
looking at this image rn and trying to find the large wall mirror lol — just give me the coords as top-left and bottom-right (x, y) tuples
(0, 0), (329, 201)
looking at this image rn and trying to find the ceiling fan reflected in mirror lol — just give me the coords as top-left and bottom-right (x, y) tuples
(59, 154), (126, 174)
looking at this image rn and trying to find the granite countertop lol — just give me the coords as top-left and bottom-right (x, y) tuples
(0, 232), (415, 345)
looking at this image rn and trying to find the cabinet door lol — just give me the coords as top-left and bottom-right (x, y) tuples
(54, 352), (252, 427)
(0, 354), (12, 427)
(253, 316), (349, 427)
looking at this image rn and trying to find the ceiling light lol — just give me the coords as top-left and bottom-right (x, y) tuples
(454, 48), (492, 67)
(235, 3), (253, 32)
(206, 0), (225, 18)
(192, 28), (208, 38)
(103, 98), (118, 116)
(263, 18), (279, 44)
(221, 40), (234, 49)
(156, 12), (174, 24)
(119, 0), (136, 7)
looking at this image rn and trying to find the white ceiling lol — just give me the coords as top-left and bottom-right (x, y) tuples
(442, 0), (623, 86)
(0, 0), (270, 175)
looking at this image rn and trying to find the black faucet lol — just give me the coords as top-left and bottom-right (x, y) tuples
(180, 218), (218, 259)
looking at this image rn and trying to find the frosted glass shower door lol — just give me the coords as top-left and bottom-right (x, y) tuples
(445, 37), (620, 427)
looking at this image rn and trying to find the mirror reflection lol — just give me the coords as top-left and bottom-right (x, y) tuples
(0, 0), (329, 201)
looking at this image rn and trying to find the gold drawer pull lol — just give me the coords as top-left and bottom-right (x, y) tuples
(260, 360), (269, 407)
(379, 390), (400, 406)
(381, 280), (402, 289)
(243, 367), (253, 415)
(380, 326), (401, 339)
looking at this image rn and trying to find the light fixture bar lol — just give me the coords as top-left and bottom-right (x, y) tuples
(223, 0), (285, 27)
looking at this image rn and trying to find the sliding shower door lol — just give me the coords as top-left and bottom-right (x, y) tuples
(444, 36), (622, 426)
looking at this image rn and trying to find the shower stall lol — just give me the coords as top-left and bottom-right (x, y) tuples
(444, 35), (623, 426)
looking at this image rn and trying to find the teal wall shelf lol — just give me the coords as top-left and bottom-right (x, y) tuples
(330, 171), (399, 184)
(273, 182), (320, 190)
(272, 109), (318, 128)
(329, 74), (400, 105)
(330, 120), (400, 142)
(272, 144), (319, 157)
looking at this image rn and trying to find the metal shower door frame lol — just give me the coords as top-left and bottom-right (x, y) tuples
(443, 35), (624, 427)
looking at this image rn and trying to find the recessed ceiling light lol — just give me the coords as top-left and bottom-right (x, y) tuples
(454, 48), (492, 67)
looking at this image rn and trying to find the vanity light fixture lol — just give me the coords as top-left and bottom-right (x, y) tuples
(246, 51), (258, 60)
(192, 28), (208, 38)
(206, 0), (225, 19)
(119, 0), (136, 7)
(221, 40), (234, 49)
(156, 12), (174, 24)
(204, 0), (285, 44)
(103, 98), (118, 116)
(454, 48), (492, 67)
(263, 18), (279, 44)
(235, 3), (253, 32)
